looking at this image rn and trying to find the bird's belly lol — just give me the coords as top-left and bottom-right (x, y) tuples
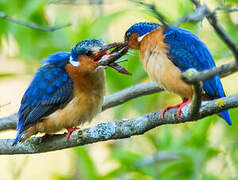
(142, 52), (193, 99)
(40, 90), (104, 134)
(29, 70), (105, 135)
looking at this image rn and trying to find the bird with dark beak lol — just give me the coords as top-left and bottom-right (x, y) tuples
(119, 22), (231, 125)
(13, 39), (129, 145)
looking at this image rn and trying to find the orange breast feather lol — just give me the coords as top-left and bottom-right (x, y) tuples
(139, 28), (193, 99)
(23, 67), (105, 140)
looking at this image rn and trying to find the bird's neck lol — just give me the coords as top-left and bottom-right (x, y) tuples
(66, 65), (105, 93)
(139, 28), (168, 65)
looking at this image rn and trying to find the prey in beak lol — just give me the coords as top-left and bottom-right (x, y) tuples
(97, 42), (131, 75)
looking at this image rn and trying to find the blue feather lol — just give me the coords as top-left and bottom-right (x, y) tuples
(14, 61), (74, 140)
(39, 51), (71, 65)
(13, 112), (25, 145)
(12, 130), (25, 145)
(163, 27), (231, 125)
(220, 111), (232, 125)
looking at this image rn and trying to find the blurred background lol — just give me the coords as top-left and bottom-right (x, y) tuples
(0, 0), (238, 179)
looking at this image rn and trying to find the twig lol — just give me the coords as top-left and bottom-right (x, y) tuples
(102, 82), (162, 111)
(172, 5), (209, 27)
(0, 12), (71, 32)
(0, 82), (163, 131)
(182, 69), (203, 118)
(181, 62), (237, 84)
(129, 0), (169, 28)
(0, 102), (10, 109)
(215, 7), (238, 13)
(190, 0), (238, 63)
(0, 114), (17, 131)
(0, 93), (238, 154)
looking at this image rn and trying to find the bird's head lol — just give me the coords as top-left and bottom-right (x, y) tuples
(69, 39), (111, 73)
(124, 22), (160, 49)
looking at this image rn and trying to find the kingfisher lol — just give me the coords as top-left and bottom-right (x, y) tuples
(13, 39), (121, 145)
(123, 22), (231, 125)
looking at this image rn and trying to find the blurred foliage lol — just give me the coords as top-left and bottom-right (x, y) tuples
(1, 0), (238, 179)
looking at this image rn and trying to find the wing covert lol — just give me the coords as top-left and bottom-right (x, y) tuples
(18, 64), (74, 133)
(164, 27), (223, 98)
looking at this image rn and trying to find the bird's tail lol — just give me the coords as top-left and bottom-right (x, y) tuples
(220, 110), (232, 126)
(211, 75), (232, 126)
(12, 131), (25, 146)
(12, 118), (25, 146)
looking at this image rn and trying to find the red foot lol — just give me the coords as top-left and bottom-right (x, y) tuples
(66, 127), (80, 140)
(161, 104), (182, 119)
(177, 100), (192, 119)
(160, 99), (192, 119)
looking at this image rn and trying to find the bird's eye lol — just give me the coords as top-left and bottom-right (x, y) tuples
(125, 31), (131, 40)
(85, 50), (93, 57)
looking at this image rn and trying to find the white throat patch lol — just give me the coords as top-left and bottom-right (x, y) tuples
(137, 33), (149, 42)
(69, 56), (80, 67)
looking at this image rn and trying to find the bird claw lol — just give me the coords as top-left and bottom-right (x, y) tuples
(176, 100), (192, 119)
(66, 127), (80, 140)
(160, 100), (192, 119)
(160, 104), (182, 119)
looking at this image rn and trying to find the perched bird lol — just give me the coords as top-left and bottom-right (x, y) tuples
(123, 22), (231, 125)
(13, 39), (115, 145)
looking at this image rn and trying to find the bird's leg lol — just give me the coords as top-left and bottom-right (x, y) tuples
(160, 98), (192, 119)
(176, 99), (192, 119)
(66, 127), (80, 140)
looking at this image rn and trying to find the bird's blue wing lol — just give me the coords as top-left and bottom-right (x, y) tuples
(18, 64), (74, 133)
(164, 27), (221, 98)
(13, 54), (74, 145)
(164, 27), (231, 125)
(39, 51), (71, 65)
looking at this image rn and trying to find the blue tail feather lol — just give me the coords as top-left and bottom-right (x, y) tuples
(220, 110), (232, 126)
(12, 116), (25, 146)
(12, 130), (25, 146)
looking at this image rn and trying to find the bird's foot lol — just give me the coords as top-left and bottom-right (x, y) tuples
(161, 103), (184, 119)
(177, 100), (192, 119)
(160, 100), (192, 119)
(66, 127), (80, 140)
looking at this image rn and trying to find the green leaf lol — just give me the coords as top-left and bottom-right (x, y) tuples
(73, 147), (100, 180)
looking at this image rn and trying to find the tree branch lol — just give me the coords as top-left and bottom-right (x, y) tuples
(0, 11), (71, 32)
(0, 82), (162, 131)
(215, 7), (238, 13)
(102, 82), (162, 111)
(129, 0), (169, 28)
(0, 94), (237, 154)
(182, 69), (202, 118)
(1, 0), (238, 155)
(181, 62), (237, 84)
(172, 5), (209, 27)
(190, 0), (238, 63)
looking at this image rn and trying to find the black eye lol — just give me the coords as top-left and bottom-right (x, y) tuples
(85, 50), (93, 57)
(125, 31), (131, 40)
